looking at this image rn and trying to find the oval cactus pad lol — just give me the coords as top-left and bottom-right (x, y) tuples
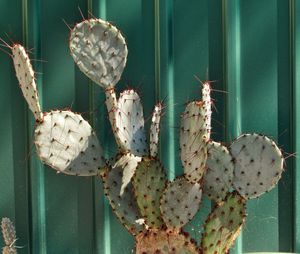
(69, 18), (128, 88)
(12, 44), (43, 121)
(115, 89), (148, 156)
(231, 133), (284, 199)
(180, 101), (208, 182)
(160, 177), (202, 230)
(203, 141), (234, 203)
(135, 229), (199, 254)
(133, 158), (167, 229)
(201, 192), (246, 254)
(35, 110), (105, 176)
(102, 158), (143, 235)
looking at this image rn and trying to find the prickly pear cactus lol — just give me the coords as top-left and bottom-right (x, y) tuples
(6, 14), (288, 254)
(1, 218), (17, 254)
(231, 133), (284, 199)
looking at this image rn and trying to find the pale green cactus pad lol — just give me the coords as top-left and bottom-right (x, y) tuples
(133, 158), (167, 229)
(150, 103), (163, 158)
(135, 229), (199, 254)
(101, 160), (143, 235)
(35, 110), (105, 176)
(180, 101), (208, 182)
(201, 192), (246, 254)
(1, 218), (16, 247)
(69, 18), (127, 88)
(203, 141), (234, 203)
(115, 89), (148, 156)
(231, 133), (284, 199)
(12, 44), (43, 121)
(160, 177), (202, 230)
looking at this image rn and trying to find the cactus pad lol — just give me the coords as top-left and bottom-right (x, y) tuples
(160, 177), (202, 230)
(101, 159), (143, 235)
(203, 141), (234, 203)
(133, 158), (167, 229)
(135, 229), (199, 254)
(231, 133), (284, 199)
(201, 192), (246, 254)
(150, 103), (163, 158)
(1, 218), (16, 247)
(69, 18), (127, 88)
(12, 44), (43, 121)
(180, 101), (208, 182)
(115, 89), (148, 156)
(202, 82), (212, 140)
(34, 110), (105, 176)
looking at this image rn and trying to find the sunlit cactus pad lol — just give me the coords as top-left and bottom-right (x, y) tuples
(135, 229), (199, 254)
(12, 44), (43, 121)
(115, 89), (148, 156)
(203, 141), (234, 203)
(180, 101), (208, 182)
(34, 110), (105, 176)
(69, 18), (128, 88)
(201, 192), (246, 254)
(231, 133), (284, 199)
(160, 177), (202, 230)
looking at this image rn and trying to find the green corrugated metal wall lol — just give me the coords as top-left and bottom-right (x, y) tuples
(0, 0), (299, 253)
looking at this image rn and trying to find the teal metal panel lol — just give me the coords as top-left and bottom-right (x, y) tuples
(0, 0), (299, 253)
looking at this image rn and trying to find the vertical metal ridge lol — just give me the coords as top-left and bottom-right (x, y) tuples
(291, 0), (300, 251)
(156, 0), (175, 179)
(223, 0), (242, 253)
(26, 0), (47, 252)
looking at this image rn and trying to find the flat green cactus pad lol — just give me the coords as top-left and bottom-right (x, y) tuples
(231, 133), (284, 199)
(35, 110), (105, 176)
(115, 89), (148, 156)
(101, 157), (143, 235)
(203, 141), (234, 203)
(201, 192), (246, 254)
(69, 18), (127, 88)
(180, 101), (208, 183)
(135, 229), (199, 254)
(160, 177), (202, 230)
(133, 158), (167, 229)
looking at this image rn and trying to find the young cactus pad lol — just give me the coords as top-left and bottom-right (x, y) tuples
(133, 158), (167, 229)
(115, 89), (148, 156)
(180, 101), (208, 182)
(150, 103), (163, 158)
(160, 177), (202, 230)
(35, 110), (105, 176)
(231, 133), (284, 199)
(12, 44), (43, 121)
(201, 192), (246, 254)
(69, 18), (128, 88)
(135, 229), (199, 254)
(101, 158), (143, 235)
(203, 141), (234, 203)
